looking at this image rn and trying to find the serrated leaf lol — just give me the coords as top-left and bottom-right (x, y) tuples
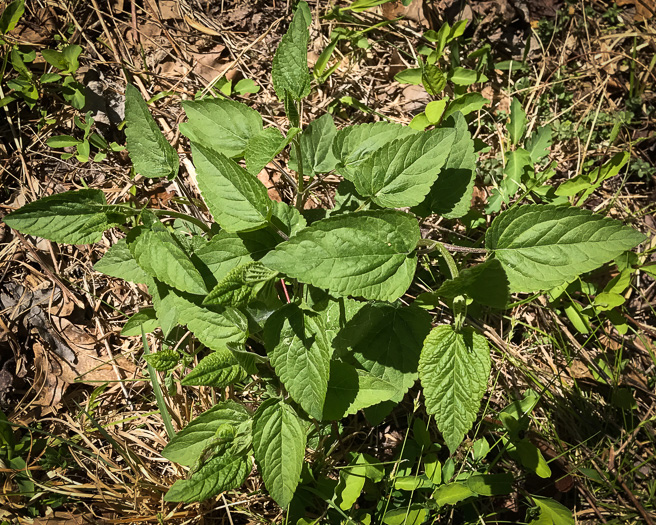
(336, 303), (431, 402)
(443, 93), (490, 119)
(204, 261), (277, 307)
(272, 2), (311, 102)
(343, 128), (455, 208)
(508, 97), (527, 145)
(164, 448), (250, 503)
(162, 401), (251, 466)
(0, 0), (24, 34)
(264, 305), (332, 420)
(262, 210), (420, 302)
(526, 125), (552, 162)
(180, 98), (263, 159)
(323, 361), (400, 420)
(419, 325), (490, 453)
(152, 284), (248, 348)
(3, 189), (117, 244)
(289, 113), (338, 176)
(181, 349), (248, 387)
(252, 399), (306, 508)
(333, 122), (417, 178)
(412, 112), (476, 218)
(486, 204), (647, 293)
(427, 259), (509, 309)
(94, 238), (150, 283)
(143, 348), (179, 371)
(122, 307), (159, 336)
(127, 228), (207, 295)
(245, 126), (299, 175)
(195, 203), (303, 285)
(192, 142), (272, 233)
(124, 84), (179, 179)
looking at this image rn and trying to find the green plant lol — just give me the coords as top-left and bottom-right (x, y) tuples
(0, 0), (85, 110)
(45, 110), (125, 162)
(2, 2), (647, 521)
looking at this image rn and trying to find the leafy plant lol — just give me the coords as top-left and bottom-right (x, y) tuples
(2, 1), (647, 520)
(0, 0), (85, 110)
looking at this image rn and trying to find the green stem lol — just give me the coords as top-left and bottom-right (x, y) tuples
(113, 205), (211, 234)
(292, 137), (305, 212)
(149, 209), (210, 233)
(141, 328), (176, 439)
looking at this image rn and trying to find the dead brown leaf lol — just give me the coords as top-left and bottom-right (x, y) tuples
(616, 0), (655, 21)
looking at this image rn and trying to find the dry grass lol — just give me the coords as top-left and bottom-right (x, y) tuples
(0, 0), (655, 523)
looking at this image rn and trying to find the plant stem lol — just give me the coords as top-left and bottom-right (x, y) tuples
(149, 208), (210, 233)
(292, 135), (305, 212)
(141, 328), (176, 439)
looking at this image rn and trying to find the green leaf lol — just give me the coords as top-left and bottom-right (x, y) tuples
(394, 475), (435, 490)
(192, 142), (272, 232)
(529, 497), (574, 525)
(180, 98), (263, 159)
(335, 454), (384, 511)
(181, 349), (248, 387)
(485, 204), (647, 293)
(264, 305), (332, 420)
(431, 259), (509, 309)
(143, 348), (179, 371)
(162, 401), (251, 466)
(433, 482), (476, 506)
(333, 122), (417, 178)
(412, 112), (476, 218)
(164, 448), (250, 503)
(124, 84), (179, 179)
(234, 78), (260, 95)
(425, 99), (447, 123)
(466, 473), (513, 496)
(152, 284), (248, 348)
(94, 238), (150, 283)
(262, 210), (420, 302)
(46, 135), (81, 148)
(419, 325), (490, 453)
(383, 504), (429, 525)
(290, 113), (338, 176)
(448, 67), (486, 86)
(501, 147), (533, 199)
(204, 262), (278, 308)
(443, 92), (490, 119)
(526, 125), (552, 162)
(0, 0), (24, 34)
(252, 399), (307, 508)
(245, 126), (299, 175)
(127, 228), (207, 295)
(121, 307), (159, 336)
(394, 68), (423, 85)
(347, 0), (396, 11)
(3, 189), (117, 244)
(336, 303), (431, 402)
(272, 2), (311, 102)
(422, 64), (446, 95)
(508, 97), (527, 145)
(343, 128), (456, 208)
(322, 361), (400, 420)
